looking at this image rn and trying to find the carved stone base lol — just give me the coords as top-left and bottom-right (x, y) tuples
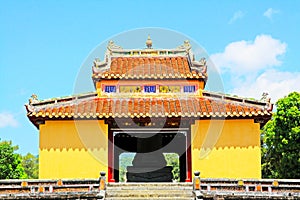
(126, 166), (173, 182)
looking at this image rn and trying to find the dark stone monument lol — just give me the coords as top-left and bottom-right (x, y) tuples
(126, 134), (173, 182)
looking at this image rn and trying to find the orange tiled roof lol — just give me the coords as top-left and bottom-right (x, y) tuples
(26, 92), (272, 128)
(92, 57), (207, 80)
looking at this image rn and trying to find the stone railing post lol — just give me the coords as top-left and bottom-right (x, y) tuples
(193, 171), (201, 190)
(96, 171), (106, 199)
(99, 171), (107, 191)
(193, 171), (203, 200)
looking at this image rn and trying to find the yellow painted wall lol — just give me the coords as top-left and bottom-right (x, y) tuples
(191, 119), (261, 179)
(39, 120), (108, 179)
(39, 118), (260, 179)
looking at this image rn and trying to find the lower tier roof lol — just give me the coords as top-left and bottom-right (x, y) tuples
(26, 91), (272, 129)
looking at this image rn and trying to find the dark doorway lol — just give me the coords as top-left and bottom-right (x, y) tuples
(113, 130), (188, 182)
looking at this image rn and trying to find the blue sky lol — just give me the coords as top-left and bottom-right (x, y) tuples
(0, 0), (299, 154)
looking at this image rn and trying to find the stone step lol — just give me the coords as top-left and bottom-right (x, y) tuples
(105, 183), (194, 200)
(106, 186), (192, 191)
(107, 183), (193, 189)
(105, 198), (194, 200)
(106, 190), (193, 197)
(107, 183), (193, 185)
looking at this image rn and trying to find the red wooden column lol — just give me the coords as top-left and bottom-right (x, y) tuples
(185, 129), (192, 182)
(108, 130), (115, 182)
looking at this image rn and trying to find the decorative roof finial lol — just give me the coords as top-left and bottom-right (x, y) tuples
(177, 40), (191, 50)
(146, 35), (152, 49)
(261, 92), (269, 101)
(107, 40), (123, 51)
(29, 94), (39, 105)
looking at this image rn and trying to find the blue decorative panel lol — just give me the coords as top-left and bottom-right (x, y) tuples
(144, 86), (156, 93)
(183, 86), (196, 93)
(104, 85), (116, 93)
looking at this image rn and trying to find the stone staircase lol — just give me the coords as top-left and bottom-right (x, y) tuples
(105, 182), (194, 200)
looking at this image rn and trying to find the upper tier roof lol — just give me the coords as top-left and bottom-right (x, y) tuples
(92, 40), (207, 81)
(25, 37), (273, 129)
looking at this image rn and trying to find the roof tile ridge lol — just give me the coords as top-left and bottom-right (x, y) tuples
(193, 97), (201, 117)
(174, 57), (180, 75)
(110, 54), (188, 58)
(212, 98), (221, 117)
(28, 92), (98, 107)
(204, 97), (213, 117)
(202, 90), (271, 109)
(188, 98), (197, 117)
(156, 58), (162, 78)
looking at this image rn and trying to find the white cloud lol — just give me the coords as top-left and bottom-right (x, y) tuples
(208, 34), (298, 103)
(0, 112), (19, 128)
(228, 10), (245, 24)
(263, 8), (280, 19)
(230, 70), (300, 103)
(210, 34), (287, 74)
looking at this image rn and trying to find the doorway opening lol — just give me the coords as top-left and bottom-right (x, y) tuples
(113, 130), (190, 182)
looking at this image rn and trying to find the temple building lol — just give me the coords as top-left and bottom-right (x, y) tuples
(26, 37), (272, 182)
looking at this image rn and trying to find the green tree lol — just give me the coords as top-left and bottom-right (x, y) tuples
(21, 153), (39, 179)
(262, 92), (300, 178)
(0, 140), (27, 179)
(164, 153), (180, 181)
(119, 153), (135, 182)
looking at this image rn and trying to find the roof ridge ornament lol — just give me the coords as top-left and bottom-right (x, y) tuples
(29, 94), (39, 105)
(107, 40), (123, 51)
(146, 35), (152, 49)
(261, 92), (269, 102)
(177, 40), (191, 50)
(199, 57), (206, 66)
(261, 92), (273, 111)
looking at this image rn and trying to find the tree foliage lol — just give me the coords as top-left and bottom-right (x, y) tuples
(21, 153), (39, 179)
(0, 140), (27, 179)
(164, 153), (180, 182)
(262, 92), (300, 178)
(119, 153), (135, 182)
